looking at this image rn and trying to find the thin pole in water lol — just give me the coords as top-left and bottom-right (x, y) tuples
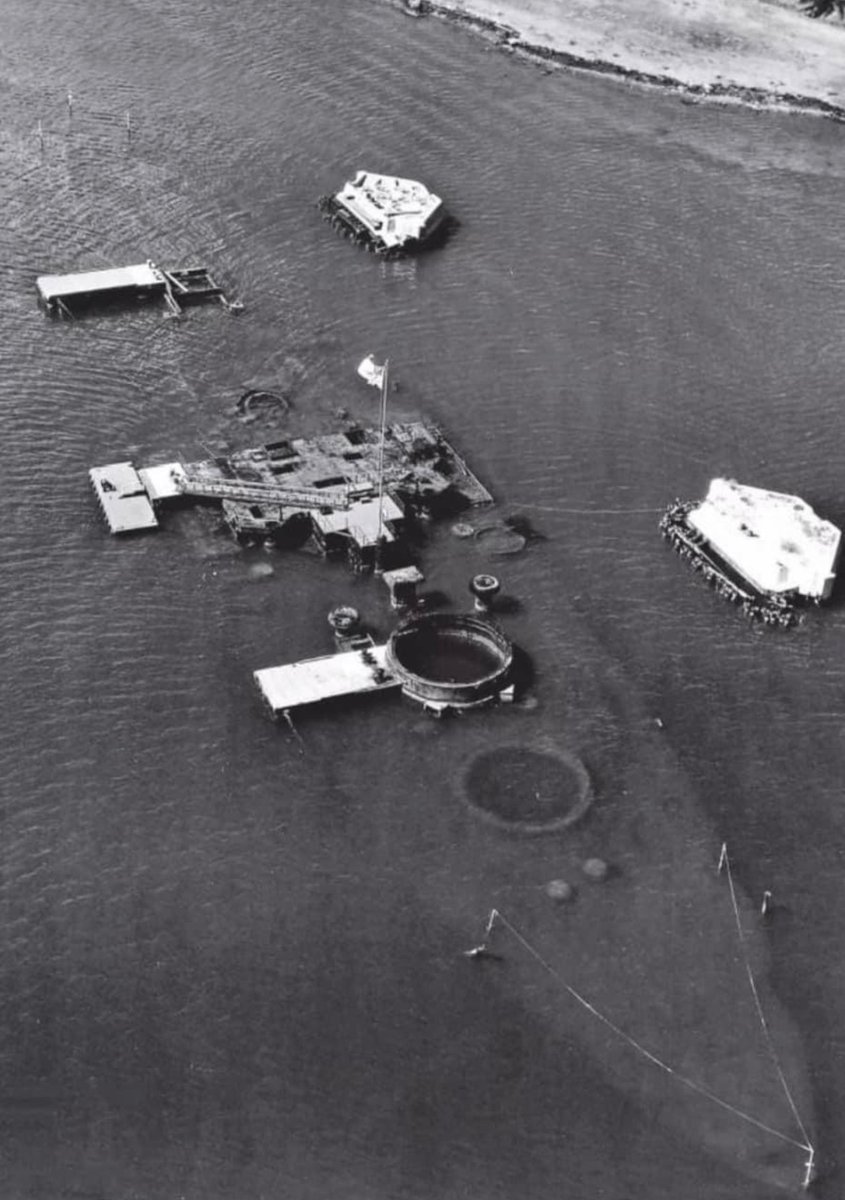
(37, 119), (44, 151)
(282, 709), (305, 754)
(125, 111), (132, 140)
(67, 90), (73, 115)
(375, 357), (389, 572)
(802, 1144), (815, 1189)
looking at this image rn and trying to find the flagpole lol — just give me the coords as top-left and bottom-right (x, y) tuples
(375, 358), (389, 572)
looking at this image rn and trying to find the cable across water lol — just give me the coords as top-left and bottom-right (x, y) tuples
(719, 843), (813, 1152)
(482, 882), (812, 1157)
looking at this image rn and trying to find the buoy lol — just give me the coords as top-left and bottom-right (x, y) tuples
(248, 561), (274, 581)
(582, 857), (609, 882)
(451, 522), (475, 539)
(545, 879), (574, 903)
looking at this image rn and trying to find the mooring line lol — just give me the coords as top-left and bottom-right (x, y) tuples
(485, 908), (809, 1152)
(523, 504), (663, 517)
(720, 844), (813, 1153)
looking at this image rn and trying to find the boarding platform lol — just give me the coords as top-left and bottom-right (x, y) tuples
(254, 644), (400, 715)
(89, 464), (159, 534)
(37, 261), (240, 318)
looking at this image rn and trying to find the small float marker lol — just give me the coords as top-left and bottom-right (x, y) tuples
(462, 945), (502, 961)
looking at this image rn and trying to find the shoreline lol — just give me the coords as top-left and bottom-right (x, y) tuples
(394, 0), (845, 121)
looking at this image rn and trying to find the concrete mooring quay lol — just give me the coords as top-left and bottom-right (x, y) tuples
(37, 261), (240, 317)
(90, 421), (492, 567)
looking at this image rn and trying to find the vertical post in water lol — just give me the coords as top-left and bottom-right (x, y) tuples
(802, 1145), (815, 1190)
(375, 357), (389, 574)
(67, 90), (73, 117)
(37, 119), (44, 152)
(125, 110), (132, 141)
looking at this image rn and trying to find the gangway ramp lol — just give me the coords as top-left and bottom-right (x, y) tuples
(176, 471), (352, 511)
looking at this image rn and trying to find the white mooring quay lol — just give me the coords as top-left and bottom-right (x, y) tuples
(254, 644), (400, 716)
(89, 463), (158, 534)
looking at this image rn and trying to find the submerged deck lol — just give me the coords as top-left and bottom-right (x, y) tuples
(255, 644), (399, 714)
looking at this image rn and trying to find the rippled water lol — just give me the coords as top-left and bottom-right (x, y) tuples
(3, 1), (845, 1197)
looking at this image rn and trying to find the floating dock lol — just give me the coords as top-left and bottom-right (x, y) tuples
(255, 644), (400, 716)
(90, 421), (492, 568)
(37, 261), (239, 318)
(89, 464), (159, 534)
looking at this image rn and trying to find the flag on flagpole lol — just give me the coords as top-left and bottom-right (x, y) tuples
(357, 354), (386, 388)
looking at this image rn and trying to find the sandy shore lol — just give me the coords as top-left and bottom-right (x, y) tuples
(401, 0), (845, 118)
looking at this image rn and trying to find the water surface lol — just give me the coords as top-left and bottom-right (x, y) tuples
(2, 1), (845, 1197)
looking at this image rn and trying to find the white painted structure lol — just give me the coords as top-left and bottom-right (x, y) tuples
(37, 262), (165, 304)
(334, 172), (444, 249)
(311, 494), (405, 549)
(89, 463), (159, 534)
(254, 645), (399, 714)
(688, 478), (841, 600)
(137, 462), (186, 503)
